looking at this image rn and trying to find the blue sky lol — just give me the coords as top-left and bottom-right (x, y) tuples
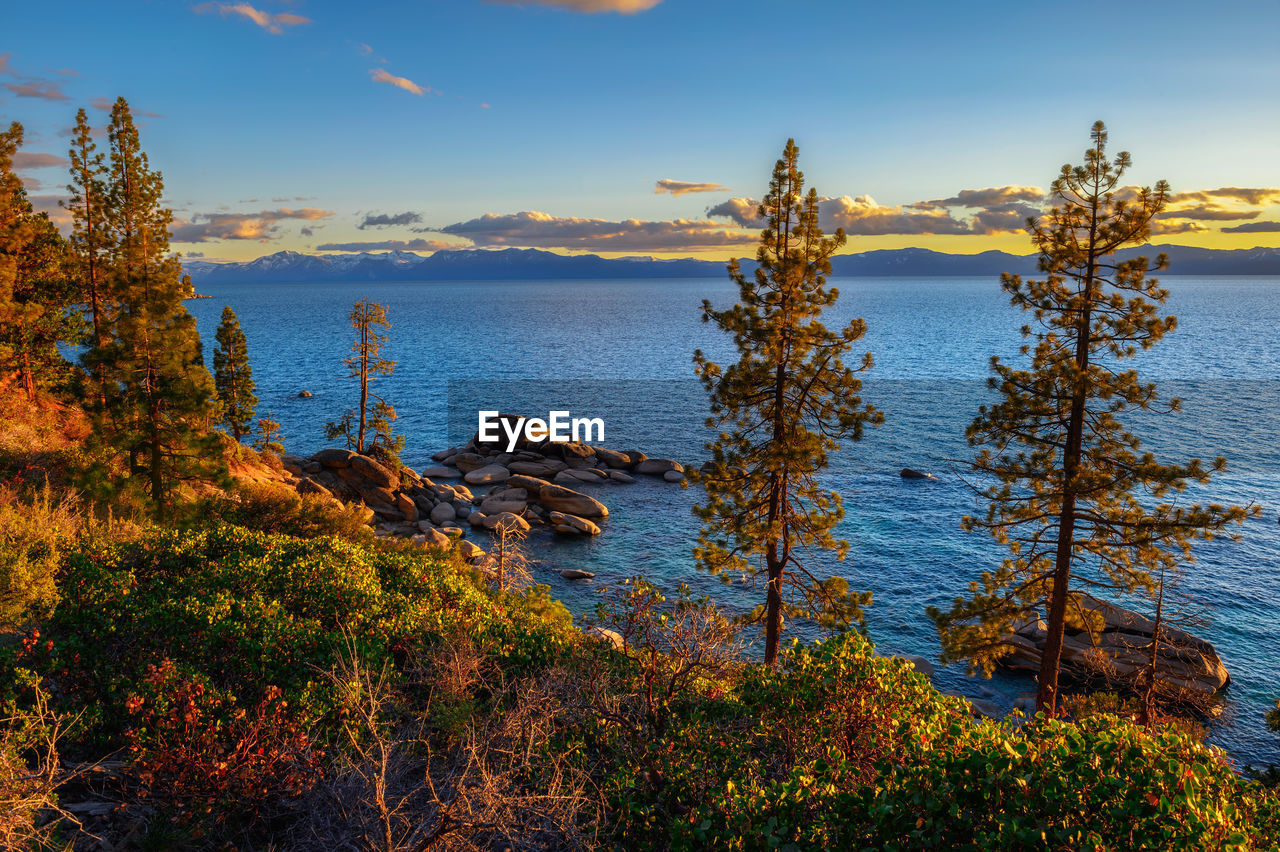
(4, 0), (1280, 260)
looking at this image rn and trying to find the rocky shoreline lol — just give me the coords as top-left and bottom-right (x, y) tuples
(275, 413), (687, 572)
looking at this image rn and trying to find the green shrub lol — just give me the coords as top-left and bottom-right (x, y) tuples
(2, 523), (574, 755)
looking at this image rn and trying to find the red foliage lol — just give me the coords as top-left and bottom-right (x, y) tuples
(126, 659), (322, 821)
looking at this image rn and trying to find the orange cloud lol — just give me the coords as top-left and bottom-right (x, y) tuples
(485, 0), (663, 13)
(194, 2), (312, 34)
(370, 68), (429, 96)
(315, 238), (458, 253)
(172, 208), (333, 243)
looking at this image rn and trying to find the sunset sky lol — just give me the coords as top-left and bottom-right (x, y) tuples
(5, 0), (1280, 262)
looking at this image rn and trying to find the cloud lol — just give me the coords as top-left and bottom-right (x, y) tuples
(913, 185), (1044, 209)
(655, 179), (729, 197)
(441, 210), (756, 252)
(4, 80), (70, 101)
(1221, 221), (1280, 234)
(1159, 204), (1261, 222)
(194, 2), (312, 34)
(356, 43), (373, 56)
(89, 96), (163, 118)
(315, 238), (458, 253)
(0, 53), (11, 75)
(171, 207), (334, 243)
(358, 211), (423, 229)
(12, 152), (66, 170)
(485, 0), (663, 13)
(370, 68), (429, 96)
(1148, 220), (1209, 235)
(185, 251), (206, 258)
(1170, 187), (1280, 207)
(708, 195), (984, 235)
(710, 189), (1041, 236)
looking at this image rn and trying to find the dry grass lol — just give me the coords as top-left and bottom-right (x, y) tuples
(289, 635), (599, 852)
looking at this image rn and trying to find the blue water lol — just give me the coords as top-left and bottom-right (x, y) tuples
(187, 276), (1280, 767)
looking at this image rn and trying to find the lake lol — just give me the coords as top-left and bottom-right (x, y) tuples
(186, 275), (1280, 767)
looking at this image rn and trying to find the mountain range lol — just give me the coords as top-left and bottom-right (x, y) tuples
(182, 245), (1280, 284)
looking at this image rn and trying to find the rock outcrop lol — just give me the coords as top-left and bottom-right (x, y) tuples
(999, 593), (1230, 698)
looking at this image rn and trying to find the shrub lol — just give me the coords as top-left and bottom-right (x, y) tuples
(859, 714), (1280, 850)
(194, 480), (374, 541)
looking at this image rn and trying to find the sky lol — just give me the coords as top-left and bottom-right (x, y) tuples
(4, 0), (1280, 262)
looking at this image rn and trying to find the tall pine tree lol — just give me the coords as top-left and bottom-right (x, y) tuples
(213, 306), (257, 441)
(80, 98), (224, 520)
(693, 139), (881, 666)
(0, 122), (78, 400)
(64, 108), (110, 354)
(929, 122), (1254, 715)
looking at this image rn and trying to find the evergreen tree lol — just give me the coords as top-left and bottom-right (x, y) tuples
(64, 108), (110, 353)
(929, 122), (1253, 715)
(693, 139), (881, 666)
(253, 412), (284, 455)
(213, 306), (257, 441)
(81, 98), (225, 520)
(0, 123), (79, 400)
(325, 298), (403, 467)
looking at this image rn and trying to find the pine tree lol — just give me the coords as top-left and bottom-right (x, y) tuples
(253, 412), (284, 455)
(929, 122), (1254, 715)
(81, 98), (225, 520)
(213, 306), (257, 441)
(693, 139), (881, 666)
(325, 298), (402, 467)
(64, 108), (110, 353)
(0, 123), (79, 400)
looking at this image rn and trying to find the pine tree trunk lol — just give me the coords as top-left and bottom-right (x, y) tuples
(1037, 197), (1100, 717)
(358, 316), (368, 453)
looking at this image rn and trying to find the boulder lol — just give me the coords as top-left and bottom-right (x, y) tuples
(432, 447), (462, 462)
(483, 512), (531, 533)
(430, 503), (457, 525)
(297, 390), (312, 398)
(354, 483), (398, 509)
(280, 454), (307, 474)
(480, 496), (527, 515)
(537, 483), (609, 518)
(417, 527), (451, 548)
(441, 526), (465, 540)
(663, 470), (685, 483)
(395, 492), (419, 523)
(313, 448), (357, 468)
(998, 594), (1231, 697)
(564, 469), (606, 484)
(549, 511), (602, 536)
(295, 477), (333, 499)
(594, 448), (634, 469)
(554, 470), (585, 486)
(350, 454), (399, 489)
(560, 568), (595, 580)
(635, 458), (683, 476)
(896, 654), (935, 678)
(454, 503), (472, 518)
(465, 464), (511, 485)
(451, 453), (489, 474)
(508, 460), (564, 477)
(468, 512), (488, 528)
(900, 468), (935, 480)
(608, 470), (636, 484)
(586, 625), (624, 650)
(422, 465), (463, 479)
(456, 540), (485, 563)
